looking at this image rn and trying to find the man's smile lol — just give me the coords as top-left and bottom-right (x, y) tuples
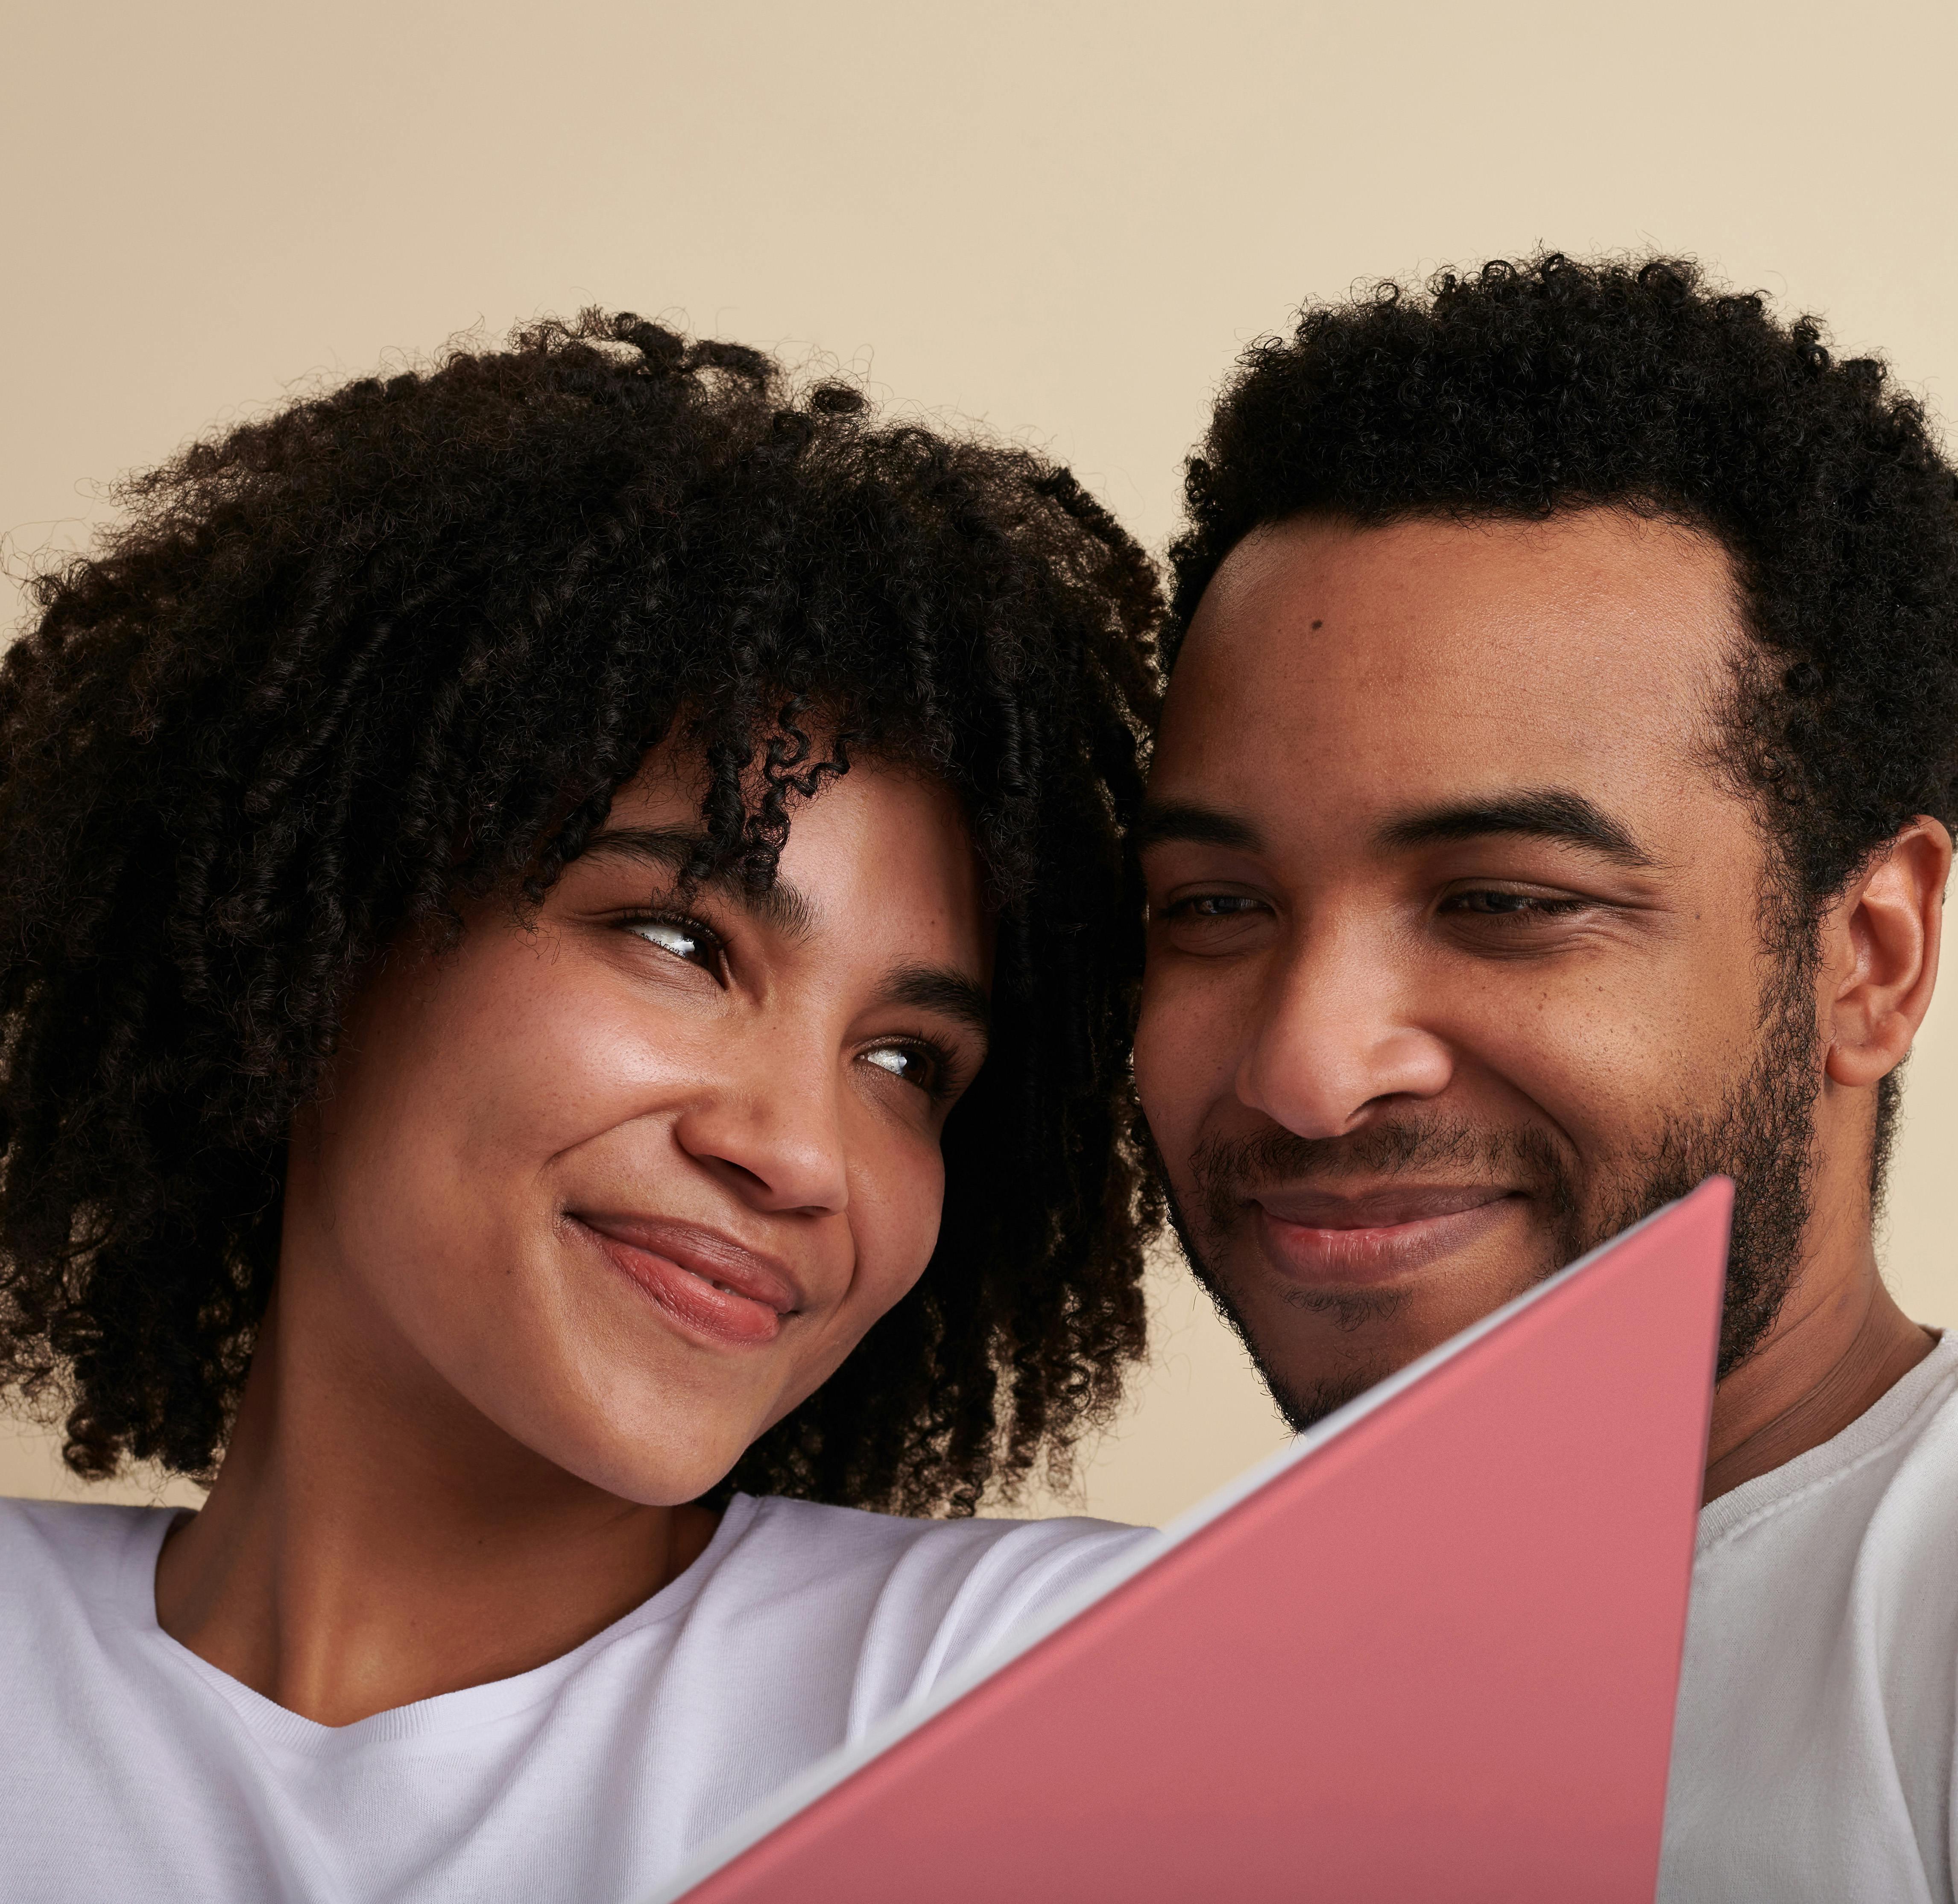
(1250, 1185), (1525, 1289)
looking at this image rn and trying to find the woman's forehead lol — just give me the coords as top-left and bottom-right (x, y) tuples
(603, 752), (991, 966)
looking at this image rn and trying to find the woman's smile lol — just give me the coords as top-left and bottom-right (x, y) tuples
(570, 1212), (803, 1349)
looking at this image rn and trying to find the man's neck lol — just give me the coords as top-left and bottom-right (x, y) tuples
(1702, 1215), (1935, 1503)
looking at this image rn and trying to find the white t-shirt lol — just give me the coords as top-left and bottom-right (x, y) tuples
(0, 1489), (1149, 1904)
(1661, 1330), (1958, 1903)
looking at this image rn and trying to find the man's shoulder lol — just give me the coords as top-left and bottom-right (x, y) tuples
(1678, 1329), (1958, 1762)
(1662, 1339), (1958, 1901)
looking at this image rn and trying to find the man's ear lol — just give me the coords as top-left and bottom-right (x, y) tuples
(1820, 816), (1953, 1090)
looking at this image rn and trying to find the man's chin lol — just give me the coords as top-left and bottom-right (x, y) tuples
(1189, 1262), (1392, 1433)
(1194, 1241), (1559, 1435)
(1261, 1363), (1395, 1435)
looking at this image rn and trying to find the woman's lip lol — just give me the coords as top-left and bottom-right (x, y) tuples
(1252, 1190), (1522, 1290)
(571, 1215), (799, 1348)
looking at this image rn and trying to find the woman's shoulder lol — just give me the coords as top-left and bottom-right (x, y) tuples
(733, 1492), (1152, 1585)
(712, 1495), (1158, 1708)
(0, 1495), (176, 1603)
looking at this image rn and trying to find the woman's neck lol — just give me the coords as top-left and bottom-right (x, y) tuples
(153, 1280), (719, 1728)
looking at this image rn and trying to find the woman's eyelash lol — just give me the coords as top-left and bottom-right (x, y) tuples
(619, 909), (726, 974)
(863, 1036), (964, 1103)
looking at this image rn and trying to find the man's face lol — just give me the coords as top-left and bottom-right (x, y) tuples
(1134, 509), (1821, 1428)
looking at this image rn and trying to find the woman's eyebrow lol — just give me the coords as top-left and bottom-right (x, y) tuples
(584, 827), (817, 939)
(879, 966), (992, 1044)
(585, 832), (985, 1032)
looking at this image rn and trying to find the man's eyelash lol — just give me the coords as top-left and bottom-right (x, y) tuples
(1161, 893), (1265, 918)
(1442, 891), (1589, 921)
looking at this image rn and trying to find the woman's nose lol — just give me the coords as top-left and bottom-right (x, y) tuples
(670, 1038), (852, 1216)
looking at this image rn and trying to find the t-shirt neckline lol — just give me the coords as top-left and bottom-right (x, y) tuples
(122, 1491), (763, 1749)
(1696, 1330), (1958, 1552)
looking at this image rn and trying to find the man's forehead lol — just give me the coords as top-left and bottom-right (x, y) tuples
(1155, 508), (1744, 817)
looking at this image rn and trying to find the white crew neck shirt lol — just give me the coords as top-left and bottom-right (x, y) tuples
(0, 1489), (1149, 1904)
(1661, 1329), (1958, 1902)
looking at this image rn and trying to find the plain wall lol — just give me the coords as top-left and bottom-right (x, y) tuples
(4, 0), (1956, 1524)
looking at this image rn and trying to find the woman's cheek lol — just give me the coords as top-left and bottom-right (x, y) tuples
(848, 1133), (949, 1316)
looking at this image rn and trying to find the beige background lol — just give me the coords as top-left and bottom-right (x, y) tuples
(4, 0), (1957, 1525)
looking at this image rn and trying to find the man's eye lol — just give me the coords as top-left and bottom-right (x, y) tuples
(1164, 894), (1266, 920)
(623, 913), (723, 974)
(1443, 890), (1585, 919)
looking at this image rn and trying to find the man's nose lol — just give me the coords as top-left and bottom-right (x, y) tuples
(1234, 919), (1453, 1140)
(671, 1030), (852, 1217)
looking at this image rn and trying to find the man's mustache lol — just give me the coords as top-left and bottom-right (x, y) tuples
(1187, 1116), (1575, 1242)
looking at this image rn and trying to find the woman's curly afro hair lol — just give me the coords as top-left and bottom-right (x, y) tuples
(0, 310), (1163, 1514)
(1170, 253), (1958, 1178)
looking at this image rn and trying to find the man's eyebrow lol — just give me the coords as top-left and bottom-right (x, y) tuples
(1130, 800), (1265, 855)
(879, 965), (992, 1045)
(1376, 789), (1657, 866)
(583, 827), (817, 939)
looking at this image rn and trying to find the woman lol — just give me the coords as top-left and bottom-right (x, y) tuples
(0, 313), (1160, 1900)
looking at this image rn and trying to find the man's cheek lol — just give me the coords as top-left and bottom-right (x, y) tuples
(1466, 1015), (1645, 1154)
(1134, 984), (1234, 1125)
(1130, 1013), (1178, 1135)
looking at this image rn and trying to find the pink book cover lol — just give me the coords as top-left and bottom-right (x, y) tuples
(647, 1178), (1731, 1904)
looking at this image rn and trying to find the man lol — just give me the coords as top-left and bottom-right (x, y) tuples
(1133, 256), (1958, 1900)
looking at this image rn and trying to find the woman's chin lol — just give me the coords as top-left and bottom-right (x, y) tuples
(529, 1410), (756, 1509)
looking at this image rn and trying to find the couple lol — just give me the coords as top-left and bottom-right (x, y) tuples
(3, 256), (1954, 1903)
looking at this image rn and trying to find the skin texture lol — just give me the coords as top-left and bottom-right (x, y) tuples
(154, 748), (992, 1727)
(1135, 509), (1944, 1500)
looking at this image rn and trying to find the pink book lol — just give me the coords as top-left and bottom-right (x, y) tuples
(650, 1178), (1730, 1904)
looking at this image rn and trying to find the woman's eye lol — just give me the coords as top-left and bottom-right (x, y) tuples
(862, 1044), (939, 1095)
(624, 914), (722, 974)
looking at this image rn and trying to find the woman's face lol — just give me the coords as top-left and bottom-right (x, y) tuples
(281, 746), (992, 1503)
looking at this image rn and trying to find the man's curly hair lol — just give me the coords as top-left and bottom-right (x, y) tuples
(0, 310), (1163, 1514)
(1168, 253), (1958, 1181)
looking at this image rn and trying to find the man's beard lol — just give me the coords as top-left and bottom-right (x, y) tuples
(1171, 967), (1820, 1433)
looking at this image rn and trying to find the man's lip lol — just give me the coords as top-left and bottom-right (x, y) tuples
(1249, 1186), (1524, 1290)
(571, 1213), (802, 1346)
(1253, 1184), (1516, 1230)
